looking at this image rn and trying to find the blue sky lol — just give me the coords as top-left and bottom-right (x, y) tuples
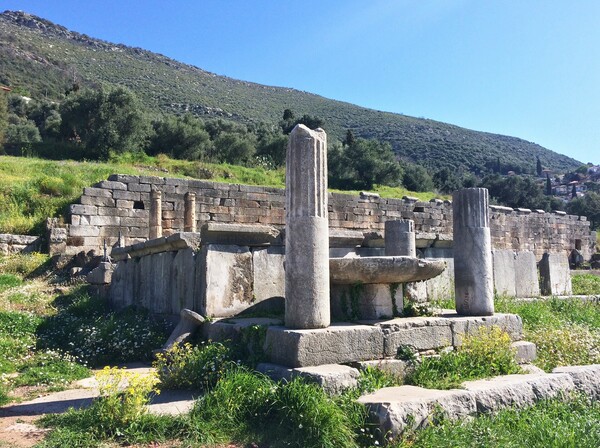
(3, 0), (599, 165)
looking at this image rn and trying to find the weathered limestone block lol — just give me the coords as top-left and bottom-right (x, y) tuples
(462, 373), (575, 413)
(539, 252), (572, 295)
(285, 124), (330, 329)
(453, 188), (494, 315)
(170, 248), (196, 313)
(199, 244), (254, 318)
(265, 324), (384, 367)
(553, 364), (600, 400)
(492, 250), (516, 297)
(358, 386), (475, 438)
(257, 363), (360, 395)
(331, 283), (402, 320)
(449, 312), (523, 344)
(86, 262), (114, 285)
(354, 359), (413, 379)
(252, 246), (285, 305)
(514, 251), (541, 297)
(200, 222), (280, 246)
(511, 341), (537, 364)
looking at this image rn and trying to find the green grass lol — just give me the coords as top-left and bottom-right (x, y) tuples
(393, 395), (600, 448)
(572, 273), (600, 295)
(405, 326), (521, 389)
(0, 273), (22, 292)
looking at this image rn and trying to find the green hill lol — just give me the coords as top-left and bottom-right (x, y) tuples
(0, 10), (581, 174)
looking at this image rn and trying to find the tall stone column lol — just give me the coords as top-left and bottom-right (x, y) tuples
(285, 124), (330, 329)
(184, 192), (196, 232)
(149, 189), (162, 240)
(453, 188), (494, 316)
(385, 219), (416, 257)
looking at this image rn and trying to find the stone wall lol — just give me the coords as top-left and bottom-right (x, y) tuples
(62, 174), (595, 259)
(0, 234), (42, 255)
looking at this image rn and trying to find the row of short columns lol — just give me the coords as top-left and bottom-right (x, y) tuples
(148, 190), (197, 240)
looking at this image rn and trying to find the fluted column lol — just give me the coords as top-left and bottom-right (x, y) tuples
(285, 124), (330, 329)
(453, 188), (494, 316)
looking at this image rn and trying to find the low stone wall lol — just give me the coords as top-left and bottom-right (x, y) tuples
(0, 234), (42, 255)
(61, 174), (595, 260)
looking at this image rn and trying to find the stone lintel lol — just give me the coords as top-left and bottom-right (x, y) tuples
(111, 232), (201, 260)
(201, 222), (281, 246)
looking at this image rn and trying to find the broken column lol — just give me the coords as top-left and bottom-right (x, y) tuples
(184, 192), (196, 232)
(149, 189), (162, 239)
(285, 124), (330, 329)
(385, 219), (416, 257)
(453, 188), (494, 316)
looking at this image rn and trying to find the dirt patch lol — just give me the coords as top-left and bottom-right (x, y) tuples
(0, 414), (48, 448)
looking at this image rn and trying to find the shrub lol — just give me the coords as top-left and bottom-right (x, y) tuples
(407, 326), (520, 389)
(154, 341), (236, 391)
(93, 367), (160, 429)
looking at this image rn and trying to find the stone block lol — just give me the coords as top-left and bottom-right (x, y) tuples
(511, 341), (537, 363)
(539, 253), (572, 295)
(492, 250), (516, 297)
(83, 187), (113, 198)
(514, 251), (541, 297)
(170, 248), (196, 314)
(112, 190), (141, 201)
(331, 283), (401, 321)
(86, 262), (114, 285)
(252, 246), (285, 305)
(96, 180), (127, 190)
(90, 215), (121, 226)
(257, 363), (360, 395)
(447, 312), (523, 344)
(199, 244), (254, 318)
(329, 228), (364, 247)
(265, 324), (385, 367)
(375, 317), (453, 354)
(553, 364), (600, 400)
(355, 359), (413, 379)
(80, 196), (115, 207)
(358, 386), (475, 438)
(462, 373), (575, 413)
(69, 204), (98, 216)
(128, 182), (152, 192)
(69, 225), (100, 236)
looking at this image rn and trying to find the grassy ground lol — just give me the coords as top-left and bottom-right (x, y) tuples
(0, 154), (442, 235)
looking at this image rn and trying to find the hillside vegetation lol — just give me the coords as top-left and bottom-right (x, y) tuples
(0, 154), (439, 235)
(0, 10), (582, 174)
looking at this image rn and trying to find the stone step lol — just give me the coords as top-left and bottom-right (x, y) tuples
(358, 364), (600, 438)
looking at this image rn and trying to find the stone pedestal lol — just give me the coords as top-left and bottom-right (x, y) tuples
(285, 125), (330, 329)
(453, 188), (494, 316)
(539, 252), (572, 296)
(385, 219), (416, 257)
(149, 190), (162, 239)
(184, 192), (196, 232)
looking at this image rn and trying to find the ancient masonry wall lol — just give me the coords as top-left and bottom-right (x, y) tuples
(59, 174), (595, 259)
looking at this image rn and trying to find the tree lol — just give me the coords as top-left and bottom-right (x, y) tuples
(572, 184), (577, 199)
(5, 114), (41, 144)
(567, 192), (600, 230)
(213, 132), (256, 165)
(403, 164), (434, 192)
(59, 87), (150, 159)
(279, 109), (324, 134)
(255, 127), (288, 167)
(148, 114), (211, 160)
(328, 138), (402, 190)
(343, 129), (355, 146)
(536, 156), (543, 176)
(433, 167), (462, 194)
(546, 174), (552, 196)
(481, 173), (562, 212)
